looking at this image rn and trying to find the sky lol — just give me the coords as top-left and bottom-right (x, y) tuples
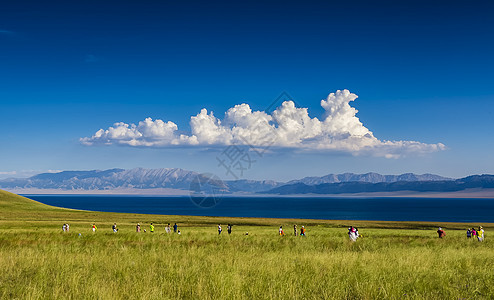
(1, 0), (493, 181)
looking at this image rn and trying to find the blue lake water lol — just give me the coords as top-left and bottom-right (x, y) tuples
(24, 195), (494, 223)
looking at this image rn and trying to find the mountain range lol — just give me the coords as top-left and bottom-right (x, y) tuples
(0, 168), (280, 193)
(0, 167), (478, 195)
(264, 175), (494, 195)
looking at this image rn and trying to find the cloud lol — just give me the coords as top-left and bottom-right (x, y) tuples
(0, 169), (61, 179)
(0, 171), (17, 176)
(81, 90), (445, 157)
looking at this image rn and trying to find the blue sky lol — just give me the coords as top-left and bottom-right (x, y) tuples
(1, 0), (493, 181)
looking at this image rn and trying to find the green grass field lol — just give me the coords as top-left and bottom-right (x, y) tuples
(1, 189), (493, 299)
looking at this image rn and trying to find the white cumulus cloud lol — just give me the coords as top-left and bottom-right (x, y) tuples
(81, 90), (445, 157)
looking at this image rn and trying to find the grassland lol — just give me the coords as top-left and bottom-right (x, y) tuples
(1, 189), (493, 299)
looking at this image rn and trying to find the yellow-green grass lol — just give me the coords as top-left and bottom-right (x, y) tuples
(1, 189), (493, 299)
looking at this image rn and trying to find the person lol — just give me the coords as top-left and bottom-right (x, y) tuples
(466, 228), (471, 238)
(112, 223), (118, 233)
(136, 223), (141, 233)
(173, 223), (178, 233)
(92, 224), (97, 232)
(227, 224), (232, 234)
(150, 223), (155, 233)
(62, 224), (66, 232)
(477, 226), (484, 242)
(300, 226), (306, 237)
(355, 227), (359, 238)
(218, 224), (222, 235)
(294, 224), (298, 236)
(279, 226), (284, 236)
(348, 227), (357, 241)
(66, 223), (69, 233)
(165, 223), (171, 233)
(472, 228), (477, 238)
(437, 227), (445, 238)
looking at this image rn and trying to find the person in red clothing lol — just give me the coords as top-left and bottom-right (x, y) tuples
(437, 227), (446, 238)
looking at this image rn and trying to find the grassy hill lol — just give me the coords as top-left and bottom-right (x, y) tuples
(1, 189), (494, 299)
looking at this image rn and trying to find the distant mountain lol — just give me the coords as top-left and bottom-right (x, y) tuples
(0, 168), (282, 193)
(264, 175), (494, 195)
(0, 168), (468, 195)
(0, 168), (200, 190)
(287, 172), (452, 185)
(226, 179), (282, 193)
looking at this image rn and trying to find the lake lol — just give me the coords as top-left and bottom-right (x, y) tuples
(24, 195), (494, 223)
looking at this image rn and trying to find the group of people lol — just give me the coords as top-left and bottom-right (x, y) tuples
(80, 223), (310, 237)
(65, 224), (486, 242)
(83, 222), (181, 234)
(437, 226), (485, 241)
(466, 226), (485, 241)
(348, 226), (360, 241)
(278, 225), (306, 236)
(217, 224), (232, 234)
(135, 222), (180, 234)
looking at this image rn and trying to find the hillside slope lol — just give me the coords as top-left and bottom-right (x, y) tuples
(0, 189), (62, 212)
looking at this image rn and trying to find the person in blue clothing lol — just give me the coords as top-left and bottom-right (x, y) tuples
(173, 223), (178, 233)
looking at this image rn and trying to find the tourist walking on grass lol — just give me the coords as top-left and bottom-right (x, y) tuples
(227, 224), (232, 234)
(150, 223), (155, 233)
(294, 224), (297, 236)
(477, 226), (484, 242)
(165, 223), (171, 233)
(279, 226), (284, 236)
(467, 228), (472, 238)
(472, 228), (477, 238)
(92, 224), (97, 232)
(437, 227), (446, 238)
(112, 223), (118, 233)
(173, 223), (178, 233)
(66, 224), (69, 233)
(62, 224), (66, 232)
(136, 223), (141, 233)
(300, 226), (306, 237)
(218, 224), (222, 235)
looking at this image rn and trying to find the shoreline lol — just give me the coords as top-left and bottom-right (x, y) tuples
(9, 187), (494, 199)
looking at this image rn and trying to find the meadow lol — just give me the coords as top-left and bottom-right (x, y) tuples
(1, 189), (493, 299)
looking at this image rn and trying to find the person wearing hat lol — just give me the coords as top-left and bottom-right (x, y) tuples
(477, 226), (484, 242)
(348, 227), (357, 241)
(437, 227), (445, 238)
(136, 223), (141, 233)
